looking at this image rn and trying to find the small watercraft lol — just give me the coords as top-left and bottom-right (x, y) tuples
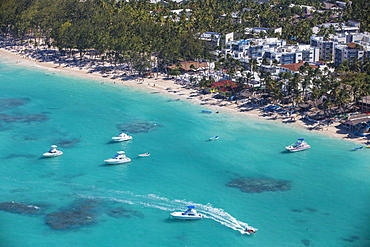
(243, 226), (258, 235)
(352, 146), (363, 150)
(43, 145), (63, 157)
(286, 139), (310, 152)
(170, 206), (203, 220)
(138, 152), (150, 157)
(201, 110), (212, 114)
(104, 151), (131, 165)
(209, 136), (219, 141)
(111, 132), (133, 142)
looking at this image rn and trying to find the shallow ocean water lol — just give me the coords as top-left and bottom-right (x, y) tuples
(0, 57), (370, 247)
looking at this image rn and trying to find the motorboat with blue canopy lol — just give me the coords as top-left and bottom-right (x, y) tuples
(286, 139), (311, 152)
(170, 206), (203, 220)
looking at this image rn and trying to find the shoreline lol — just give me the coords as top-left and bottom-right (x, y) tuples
(0, 47), (366, 145)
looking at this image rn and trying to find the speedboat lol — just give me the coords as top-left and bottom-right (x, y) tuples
(104, 151), (131, 165)
(243, 226), (258, 235)
(209, 135), (219, 141)
(286, 139), (311, 152)
(43, 145), (63, 157)
(138, 152), (150, 157)
(170, 206), (203, 220)
(111, 132), (133, 142)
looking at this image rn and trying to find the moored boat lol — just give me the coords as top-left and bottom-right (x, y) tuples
(138, 152), (150, 157)
(286, 139), (311, 152)
(43, 145), (63, 157)
(353, 146), (363, 150)
(209, 135), (219, 141)
(170, 206), (203, 220)
(104, 151), (131, 165)
(111, 132), (133, 142)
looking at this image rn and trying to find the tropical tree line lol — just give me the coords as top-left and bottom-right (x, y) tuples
(0, 0), (370, 114)
(1, 0), (369, 65)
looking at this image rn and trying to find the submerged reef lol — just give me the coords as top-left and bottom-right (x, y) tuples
(117, 120), (160, 133)
(106, 207), (144, 219)
(44, 199), (143, 230)
(301, 239), (311, 246)
(227, 177), (292, 193)
(0, 201), (43, 215)
(45, 199), (101, 230)
(0, 98), (29, 111)
(0, 113), (48, 123)
(55, 138), (80, 148)
(45, 210), (97, 230)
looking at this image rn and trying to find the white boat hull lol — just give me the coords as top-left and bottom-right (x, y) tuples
(286, 147), (310, 152)
(104, 158), (131, 165)
(42, 151), (63, 157)
(170, 212), (203, 220)
(112, 136), (132, 142)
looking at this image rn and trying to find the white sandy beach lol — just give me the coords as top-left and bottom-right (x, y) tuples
(0, 47), (366, 145)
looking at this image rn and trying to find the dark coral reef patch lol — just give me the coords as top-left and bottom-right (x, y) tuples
(227, 177), (292, 193)
(0, 201), (43, 215)
(0, 98), (29, 111)
(117, 120), (160, 134)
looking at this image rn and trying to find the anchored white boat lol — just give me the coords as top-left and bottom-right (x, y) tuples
(104, 151), (131, 165)
(43, 145), (63, 157)
(170, 206), (203, 220)
(286, 139), (311, 152)
(111, 132), (133, 142)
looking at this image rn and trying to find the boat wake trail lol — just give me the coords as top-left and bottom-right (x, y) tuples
(76, 189), (253, 234)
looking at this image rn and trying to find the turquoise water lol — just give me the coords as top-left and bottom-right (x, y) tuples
(0, 57), (370, 247)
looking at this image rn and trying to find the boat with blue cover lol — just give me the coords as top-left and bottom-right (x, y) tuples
(170, 206), (203, 220)
(111, 132), (133, 142)
(43, 145), (63, 157)
(286, 139), (311, 152)
(209, 136), (219, 141)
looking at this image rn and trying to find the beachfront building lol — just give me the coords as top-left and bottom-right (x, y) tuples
(334, 43), (366, 67)
(279, 60), (319, 74)
(263, 45), (320, 65)
(312, 21), (361, 35)
(310, 36), (336, 61)
(200, 32), (234, 50)
(245, 27), (282, 36)
(341, 114), (370, 133)
(206, 80), (238, 97)
(225, 38), (320, 66)
(225, 37), (286, 64)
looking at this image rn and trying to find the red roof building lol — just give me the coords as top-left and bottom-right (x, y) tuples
(280, 61), (318, 72)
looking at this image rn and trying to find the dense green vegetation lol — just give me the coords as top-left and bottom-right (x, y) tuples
(0, 0), (369, 114)
(1, 0), (369, 65)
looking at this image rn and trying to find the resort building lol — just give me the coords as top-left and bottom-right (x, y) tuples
(206, 80), (238, 97)
(279, 60), (318, 74)
(245, 27), (282, 36)
(225, 38), (319, 65)
(334, 43), (366, 67)
(312, 21), (361, 35)
(310, 36), (336, 61)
